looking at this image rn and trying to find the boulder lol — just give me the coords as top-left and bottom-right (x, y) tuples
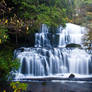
(69, 74), (75, 78)
(66, 43), (81, 48)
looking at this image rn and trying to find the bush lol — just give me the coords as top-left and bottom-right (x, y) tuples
(0, 47), (20, 81)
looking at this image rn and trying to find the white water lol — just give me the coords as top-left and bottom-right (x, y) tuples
(58, 23), (86, 47)
(14, 23), (92, 80)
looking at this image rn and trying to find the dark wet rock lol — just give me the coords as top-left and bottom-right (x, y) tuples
(19, 47), (24, 52)
(66, 43), (81, 48)
(69, 74), (75, 78)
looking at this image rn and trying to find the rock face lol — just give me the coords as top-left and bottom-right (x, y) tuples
(69, 74), (75, 78)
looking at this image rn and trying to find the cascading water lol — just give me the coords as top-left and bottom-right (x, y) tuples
(14, 23), (92, 80)
(58, 23), (86, 47)
(35, 24), (51, 48)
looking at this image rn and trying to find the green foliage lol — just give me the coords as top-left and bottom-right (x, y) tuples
(10, 81), (28, 91)
(55, 0), (74, 18)
(10, 0), (68, 28)
(0, 47), (20, 81)
(0, 24), (8, 44)
(83, 0), (92, 4)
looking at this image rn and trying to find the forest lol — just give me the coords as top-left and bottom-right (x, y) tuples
(0, 0), (92, 91)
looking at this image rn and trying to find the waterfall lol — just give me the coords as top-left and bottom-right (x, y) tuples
(14, 23), (92, 79)
(58, 23), (86, 47)
(35, 24), (51, 48)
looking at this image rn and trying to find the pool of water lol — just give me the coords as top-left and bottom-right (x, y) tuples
(26, 81), (92, 92)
